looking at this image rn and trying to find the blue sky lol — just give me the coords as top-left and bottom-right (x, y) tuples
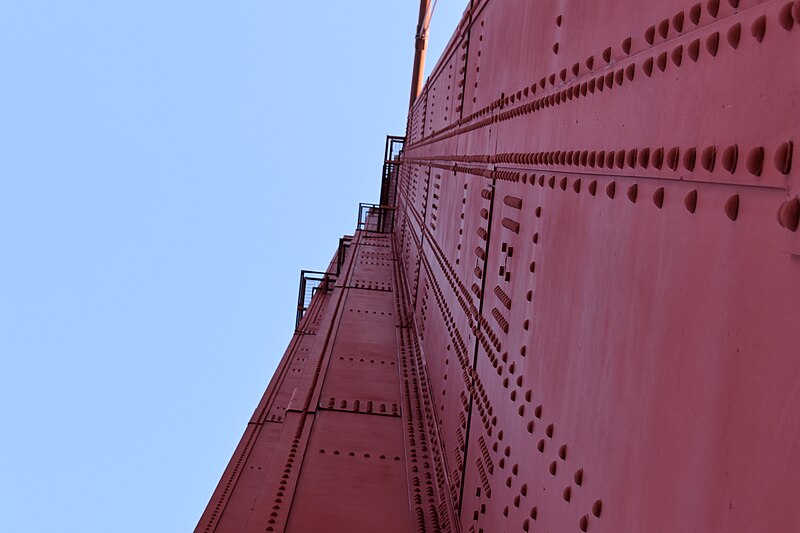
(0, 2), (464, 531)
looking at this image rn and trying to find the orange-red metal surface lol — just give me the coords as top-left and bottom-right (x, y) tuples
(197, 0), (800, 531)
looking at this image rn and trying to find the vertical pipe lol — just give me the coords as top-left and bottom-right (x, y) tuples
(409, 0), (432, 109)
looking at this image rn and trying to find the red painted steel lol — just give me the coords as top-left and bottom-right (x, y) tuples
(197, 1), (800, 531)
(410, 0), (433, 108)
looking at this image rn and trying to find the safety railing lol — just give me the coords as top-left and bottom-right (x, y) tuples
(379, 135), (404, 208)
(296, 136), (403, 328)
(336, 236), (353, 276)
(296, 270), (335, 328)
(357, 203), (395, 233)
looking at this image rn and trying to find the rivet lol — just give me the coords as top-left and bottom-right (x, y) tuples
(688, 39), (700, 61)
(725, 194), (740, 221)
(706, 32), (720, 55)
(685, 190), (698, 213)
(708, 0), (720, 18)
(701, 146), (717, 171)
(683, 147), (696, 171)
(652, 147), (664, 169)
(673, 11), (685, 32)
(614, 150), (626, 168)
(626, 148), (637, 168)
(722, 145), (738, 173)
(658, 18), (670, 38)
(592, 500), (604, 517)
(779, 2), (794, 31)
(751, 15), (767, 42)
(653, 187), (665, 208)
(667, 147), (680, 170)
(643, 57), (654, 77)
(727, 23), (741, 48)
(774, 141), (793, 174)
(672, 45), (683, 66)
(778, 198), (800, 231)
(746, 146), (765, 176)
(627, 184), (638, 203)
(657, 51), (668, 71)
(690, 3), (702, 24)
(622, 36), (632, 54)
(645, 26), (656, 45)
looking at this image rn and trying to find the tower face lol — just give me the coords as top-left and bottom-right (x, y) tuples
(197, 0), (800, 531)
(196, 224), (456, 533)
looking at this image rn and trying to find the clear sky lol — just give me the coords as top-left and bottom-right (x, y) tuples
(0, 2), (464, 532)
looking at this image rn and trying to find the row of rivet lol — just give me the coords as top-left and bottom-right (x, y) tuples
(407, 0), (800, 152)
(409, 161), (800, 230)
(405, 141), (793, 178)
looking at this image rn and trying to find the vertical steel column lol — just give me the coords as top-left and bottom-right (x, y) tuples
(409, 0), (431, 109)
